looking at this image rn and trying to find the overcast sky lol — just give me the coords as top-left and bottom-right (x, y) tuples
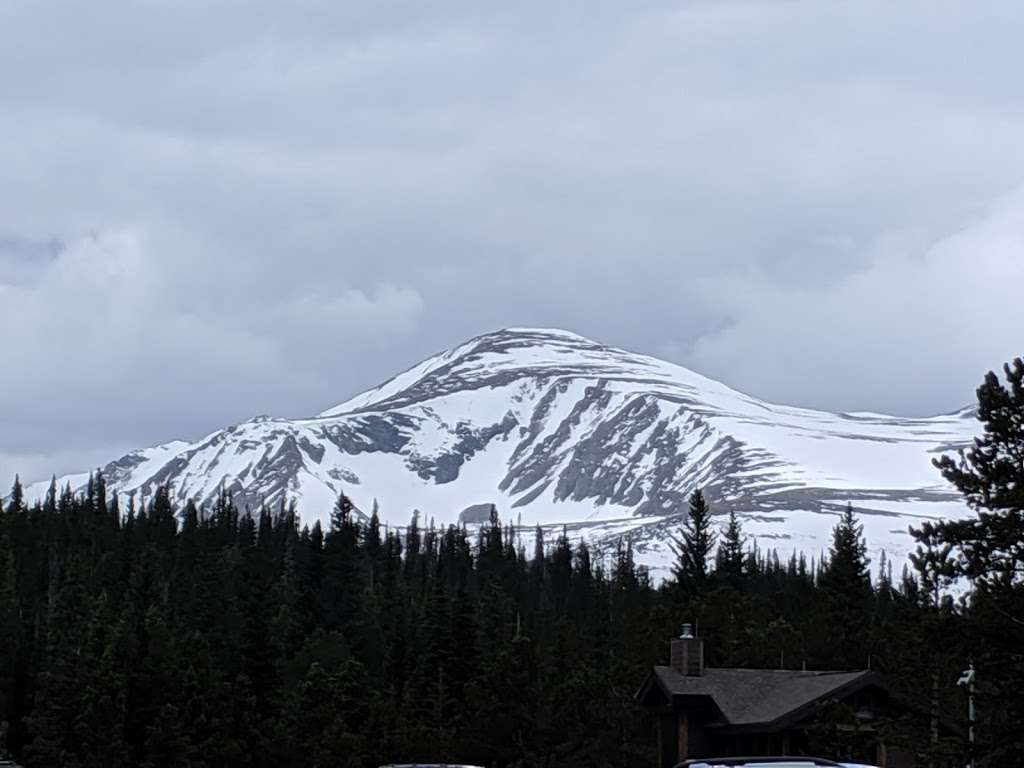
(2, 1), (1024, 483)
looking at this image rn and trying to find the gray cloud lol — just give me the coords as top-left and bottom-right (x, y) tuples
(0, 235), (63, 286)
(1, 0), (1023, 482)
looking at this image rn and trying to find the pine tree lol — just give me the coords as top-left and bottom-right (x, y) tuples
(671, 489), (717, 598)
(916, 358), (1024, 762)
(363, 502), (383, 589)
(818, 504), (871, 669)
(6, 476), (23, 517)
(270, 522), (308, 659)
(876, 550), (892, 594)
(934, 358), (1024, 512)
(820, 503), (870, 604)
(549, 528), (573, 613)
(717, 509), (745, 583)
(925, 357), (1024, 584)
(612, 538), (639, 594)
(528, 524), (546, 613)
(318, 493), (364, 642)
(908, 539), (956, 608)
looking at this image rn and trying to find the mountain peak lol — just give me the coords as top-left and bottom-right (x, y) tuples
(318, 326), (692, 418)
(318, 327), (603, 418)
(457, 327), (609, 359)
(23, 327), (977, 578)
(482, 326), (600, 344)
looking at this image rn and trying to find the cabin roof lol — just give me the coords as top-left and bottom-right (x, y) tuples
(638, 666), (881, 729)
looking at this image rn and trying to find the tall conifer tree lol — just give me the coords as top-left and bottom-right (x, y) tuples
(717, 509), (745, 582)
(672, 488), (717, 597)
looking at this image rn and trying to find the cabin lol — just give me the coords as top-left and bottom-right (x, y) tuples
(635, 626), (921, 768)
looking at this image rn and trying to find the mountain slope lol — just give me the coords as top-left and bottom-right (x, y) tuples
(24, 328), (976, 575)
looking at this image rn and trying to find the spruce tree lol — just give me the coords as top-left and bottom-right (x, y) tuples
(671, 488), (717, 597)
(528, 524), (546, 612)
(820, 503), (870, 603)
(363, 502), (383, 588)
(818, 504), (871, 669)
(318, 493), (364, 636)
(549, 528), (573, 612)
(6, 476), (23, 517)
(717, 509), (745, 582)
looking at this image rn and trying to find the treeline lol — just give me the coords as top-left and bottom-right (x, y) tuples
(0, 359), (1021, 767)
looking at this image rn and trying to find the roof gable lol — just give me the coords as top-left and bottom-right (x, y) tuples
(646, 666), (882, 729)
(635, 670), (673, 708)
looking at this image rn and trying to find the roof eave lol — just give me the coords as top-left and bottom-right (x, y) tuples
(763, 670), (885, 731)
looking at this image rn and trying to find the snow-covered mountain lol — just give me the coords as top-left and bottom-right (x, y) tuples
(24, 328), (977, 576)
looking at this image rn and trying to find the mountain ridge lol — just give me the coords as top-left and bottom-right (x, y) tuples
(21, 327), (977, 575)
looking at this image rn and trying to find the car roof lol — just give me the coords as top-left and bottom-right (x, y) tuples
(677, 758), (842, 768)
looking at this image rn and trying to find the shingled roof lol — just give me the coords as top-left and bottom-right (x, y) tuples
(638, 666), (882, 730)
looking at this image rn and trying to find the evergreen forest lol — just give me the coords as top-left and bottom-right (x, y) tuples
(0, 359), (1022, 768)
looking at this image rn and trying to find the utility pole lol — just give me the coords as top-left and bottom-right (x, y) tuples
(958, 663), (976, 768)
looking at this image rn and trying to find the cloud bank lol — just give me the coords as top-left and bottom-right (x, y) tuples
(1, 0), (1023, 481)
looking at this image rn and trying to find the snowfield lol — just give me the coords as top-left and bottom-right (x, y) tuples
(22, 328), (977, 578)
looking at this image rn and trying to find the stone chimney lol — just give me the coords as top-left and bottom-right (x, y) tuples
(670, 623), (704, 676)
